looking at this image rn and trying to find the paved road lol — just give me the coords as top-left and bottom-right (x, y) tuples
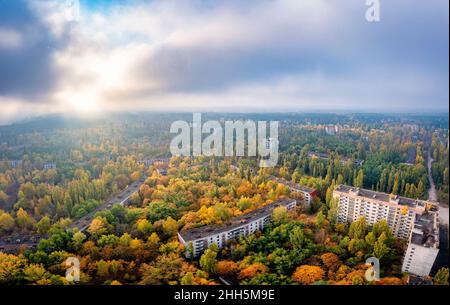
(427, 149), (449, 226)
(427, 145), (449, 275)
(427, 154), (438, 202)
(68, 177), (147, 232)
(0, 177), (147, 253)
(0, 158), (171, 253)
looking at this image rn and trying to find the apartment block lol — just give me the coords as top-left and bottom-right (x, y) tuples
(269, 176), (318, 206)
(401, 207), (439, 276)
(178, 198), (297, 257)
(333, 185), (440, 276)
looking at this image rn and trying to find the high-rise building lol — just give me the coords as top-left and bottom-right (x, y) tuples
(333, 185), (439, 276)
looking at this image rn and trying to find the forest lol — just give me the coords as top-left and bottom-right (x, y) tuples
(0, 113), (448, 285)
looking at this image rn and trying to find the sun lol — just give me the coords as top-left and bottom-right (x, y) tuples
(66, 91), (100, 114)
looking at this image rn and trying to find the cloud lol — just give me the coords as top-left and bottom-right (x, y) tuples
(0, 28), (23, 49)
(0, 0), (448, 124)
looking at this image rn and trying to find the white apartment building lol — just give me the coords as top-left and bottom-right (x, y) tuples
(333, 185), (440, 276)
(401, 208), (440, 276)
(178, 198), (297, 257)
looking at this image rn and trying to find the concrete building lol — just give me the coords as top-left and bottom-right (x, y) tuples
(333, 185), (440, 276)
(269, 176), (318, 206)
(308, 151), (364, 167)
(43, 162), (57, 170)
(401, 207), (439, 276)
(325, 124), (341, 135)
(10, 160), (23, 168)
(178, 198), (297, 257)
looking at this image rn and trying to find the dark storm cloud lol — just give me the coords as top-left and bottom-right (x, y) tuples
(0, 0), (57, 99)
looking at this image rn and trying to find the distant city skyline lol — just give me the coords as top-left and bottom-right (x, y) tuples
(0, 0), (449, 124)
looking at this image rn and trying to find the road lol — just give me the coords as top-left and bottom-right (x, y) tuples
(0, 157), (171, 253)
(67, 177), (147, 232)
(427, 149), (448, 226)
(427, 145), (449, 275)
(0, 178), (147, 253)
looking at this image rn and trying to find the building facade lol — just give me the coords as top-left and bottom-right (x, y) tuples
(401, 208), (439, 276)
(178, 198), (297, 257)
(333, 185), (440, 276)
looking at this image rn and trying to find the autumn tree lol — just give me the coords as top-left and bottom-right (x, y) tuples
(16, 208), (35, 231)
(349, 217), (367, 239)
(88, 216), (109, 239)
(272, 206), (290, 224)
(216, 261), (239, 278)
(200, 244), (218, 274)
(321, 253), (342, 272)
(292, 265), (325, 285)
(0, 211), (15, 233)
(433, 268), (449, 285)
(0, 253), (26, 284)
(36, 216), (52, 235)
(238, 263), (269, 280)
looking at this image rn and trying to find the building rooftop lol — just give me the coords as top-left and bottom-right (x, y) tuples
(179, 198), (296, 241)
(334, 184), (428, 209)
(410, 208), (439, 248)
(307, 151), (364, 166)
(269, 176), (317, 194)
(407, 275), (433, 285)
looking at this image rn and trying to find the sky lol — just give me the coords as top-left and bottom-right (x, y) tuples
(0, 0), (448, 124)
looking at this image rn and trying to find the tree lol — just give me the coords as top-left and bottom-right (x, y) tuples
(238, 263), (269, 280)
(272, 206), (289, 224)
(23, 264), (47, 283)
(0, 253), (26, 284)
(88, 216), (108, 238)
(292, 265), (325, 285)
(0, 191), (8, 204)
(417, 180), (425, 198)
(36, 216), (52, 235)
(315, 211), (325, 228)
(349, 217), (367, 239)
(289, 226), (305, 248)
(320, 253), (341, 272)
(327, 198), (338, 224)
(377, 277), (403, 285)
(355, 170), (364, 188)
(392, 174), (399, 195)
(16, 208), (35, 231)
(433, 268), (449, 285)
(72, 231), (87, 249)
(180, 272), (195, 285)
(0, 212), (15, 233)
(162, 217), (178, 238)
(136, 218), (152, 236)
(373, 232), (389, 259)
(199, 245), (218, 274)
(139, 253), (191, 285)
(216, 261), (239, 277)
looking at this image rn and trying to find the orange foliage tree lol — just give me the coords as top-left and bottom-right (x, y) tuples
(216, 261), (239, 277)
(320, 253), (342, 272)
(238, 263), (268, 280)
(292, 265), (325, 285)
